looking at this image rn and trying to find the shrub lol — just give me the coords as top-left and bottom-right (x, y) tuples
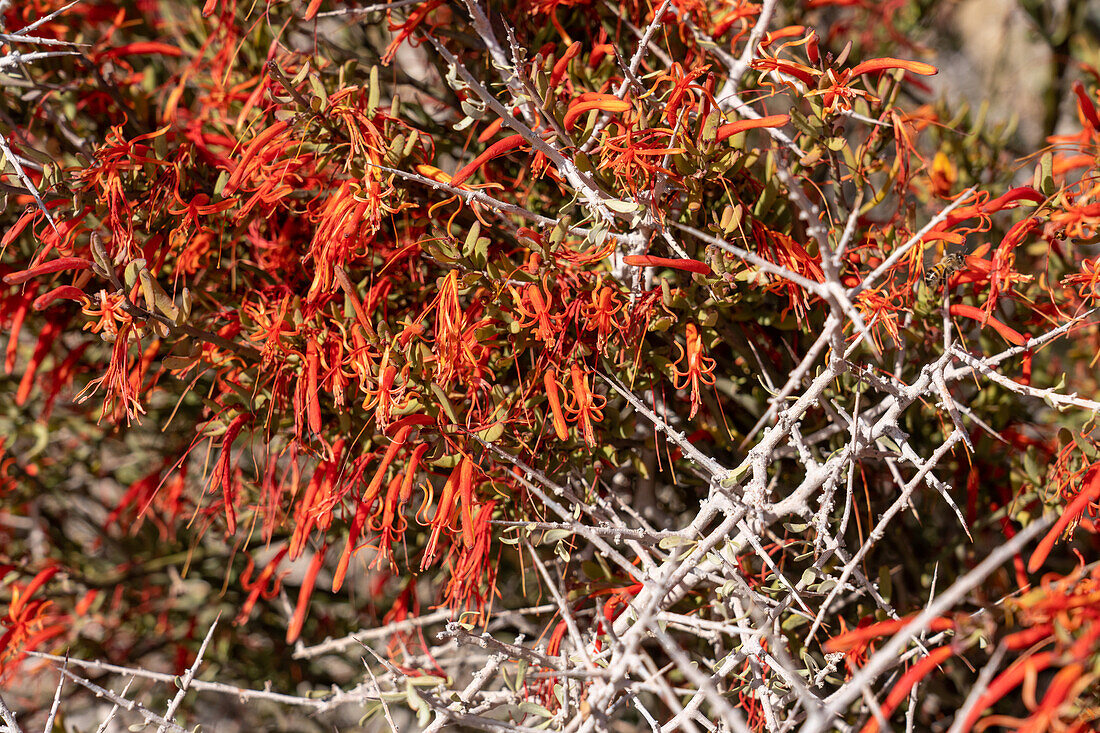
(1, 0), (1098, 730)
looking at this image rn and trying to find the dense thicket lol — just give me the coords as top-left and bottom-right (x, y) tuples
(1, 1), (1099, 730)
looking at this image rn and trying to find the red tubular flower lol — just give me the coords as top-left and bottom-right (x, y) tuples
(369, 441), (430, 568)
(549, 41), (582, 88)
(949, 304), (1027, 346)
(286, 543), (327, 644)
(670, 323), (716, 420)
(0, 564), (67, 678)
(654, 62), (709, 126)
(714, 114), (790, 143)
(381, 0), (444, 65)
(623, 255), (713, 275)
(563, 95), (631, 130)
(458, 451), (477, 550)
(307, 179), (385, 300)
(806, 30), (820, 64)
(75, 324), (145, 425)
(445, 499), (498, 608)
(1003, 625), (1055, 651)
(290, 441), (353, 560)
(32, 286), (88, 311)
(563, 363), (605, 447)
(510, 277), (562, 347)
(333, 424), (415, 591)
(223, 120), (292, 193)
(423, 456), (474, 569)
(371, 472), (410, 568)
(101, 42), (184, 60)
(213, 412), (254, 536)
(1, 207), (44, 250)
(752, 57), (820, 86)
(235, 547), (289, 625)
(983, 186), (1045, 213)
(7, 566), (60, 621)
(305, 337), (322, 434)
(544, 368), (570, 440)
(859, 644), (957, 733)
(477, 117), (505, 143)
(848, 58), (937, 77)
(3, 257), (92, 285)
(14, 317), (63, 406)
(1028, 463), (1100, 572)
(824, 615), (956, 653)
(449, 134), (529, 188)
(581, 283), (624, 351)
(592, 582), (643, 652)
(853, 288), (902, 352)
(1073, 81), (1100, 130)
(589, 39), (613, 68)
(596, 126), (684, 188)
(385, 413), (434, 437)
(1062, 256), (1100, 301)
(4, 290), (32, 374)
(984, 217), (1040, 319)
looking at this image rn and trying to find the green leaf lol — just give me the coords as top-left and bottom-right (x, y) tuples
(1024, 449), (1043, 485)
(1038, 151), (1056, 196)
(603, 198), (640, 214)
(430, 383), (459, 424)
(542, 528), (572, 543)
(658, 535), (695, 549)
(517, 701), (553, 717)
(1072, 432), (1099, 461)
(408, 674), (448, 687)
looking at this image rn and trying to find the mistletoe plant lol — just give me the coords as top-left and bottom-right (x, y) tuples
(1, 0), (1099, 731)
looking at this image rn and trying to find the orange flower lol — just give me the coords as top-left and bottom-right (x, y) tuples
(581, 283), (625, 351)
(1028, 447), (1100, 573)
(623, 255), (712, 275)
(0, 565), (68, 679)
(423, 456), (476, 569)
(563, 363), (605, 447)
(714, 114), (790, 143)
(949, 304), (1027, 346)
(509, 276), (563, 347)
(853, 288), (903, 351)
(670, 323), (716, 420)
(450, 134), (529, 187)
(563, 94), (632, 131)
(1062, 256), (1100, 301)
(75, 323), (146, 425)
(597, 127), (683, 188)
(544, 368), (570, 440)
(286, 543), (327, 644)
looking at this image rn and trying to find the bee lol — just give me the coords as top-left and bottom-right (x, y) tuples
(925, 252), (967, 289)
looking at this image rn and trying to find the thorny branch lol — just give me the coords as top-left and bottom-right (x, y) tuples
(4, 2), (1098, 732)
